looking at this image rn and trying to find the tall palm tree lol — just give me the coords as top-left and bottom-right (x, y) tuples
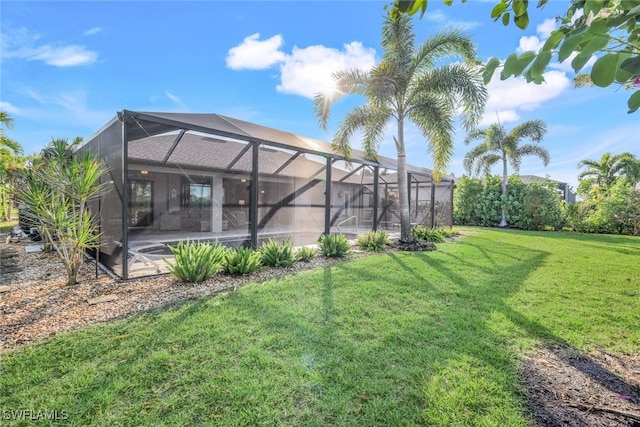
(314, 15), (487, 242)
(578, 152), (630, 191)
(464, 120), (549, 227)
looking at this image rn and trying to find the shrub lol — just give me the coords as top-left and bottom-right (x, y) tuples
(575, 180), (640, 235)
(434, 228), (460, 239)
(356, 230), (391, 251)
(163, 240), (226, 283)
(453, 175), (484, 225)
(519, 182), (564, 230)
(260, 238), (296, 267)
(454, 174), (565, 230)
(412, 226), (445, 242)
(223, 247), (262, 275)
(318, 233), (351, 258)
(295, 246), (317, 262)
(19, 139), (110, 285)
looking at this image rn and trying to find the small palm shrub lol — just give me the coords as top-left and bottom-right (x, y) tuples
(260, 238), (296, 267)
(435, 228), (460, 239)
(163, 240), (226, 283)
(356, 230), (391, 251)
(295, 246), (317, 262)
(223, 247), (262, 275)
(412, 226), (445, 243)
(318, 233), (351, 258)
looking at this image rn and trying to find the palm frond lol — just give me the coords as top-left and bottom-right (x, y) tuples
(475, 154), (502, 176)
(0, 136), (23, 155)
(463, 143), (494, 175)
(332, 105), (377, 159)
(381, 14), (415, 72)
(361, 107), (392, 161)
(0, 111), (15, 130)
(413, 27), (477, 73)
(463, 128), (489, 145)
(313, 68), (368, 130)
(368, 61), (405, 105)
(410, 64), (487, 131)
(517, 144), (551, 168)
(408, 97), (455, 179)
(509, 120), (547, 143)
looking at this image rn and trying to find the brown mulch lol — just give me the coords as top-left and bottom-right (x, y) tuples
(0, 240), (343, 351)
(521, 346), (640, 426)
(1, 237), (639, 426)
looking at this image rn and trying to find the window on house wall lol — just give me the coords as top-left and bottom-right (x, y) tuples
(181, 178), (212, 210)
(128, 179), (153, 226)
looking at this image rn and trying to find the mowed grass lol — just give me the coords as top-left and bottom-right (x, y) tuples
(2, 228), (638, 426)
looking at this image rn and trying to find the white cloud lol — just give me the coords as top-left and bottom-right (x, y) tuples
(515, 17), (598, 74)
(1, 27), (98, 67)
(227, 32), (376, 99)
(226, 33), (286, 70)
(84, 27), (103, 36)
(277, 42), (376, 98)
(424, 9), (480, 30)
(517, 35), (544, 54)
(165, 90), (183, 106)
(517, 19), (556, 54)
(481, 70), (571, 125)
(16, 88), (111, 137)
(0, 101), (21, 115)
(536, 19), (556, 39)
(30, 45), (98, 66)
(549, 51), (597, 73)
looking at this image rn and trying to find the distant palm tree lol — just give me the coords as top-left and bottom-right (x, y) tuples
(620, 153), (640, 187)
(464, 120), (549, 227)
(0, 111), (15, 131)
(0, 111), (23, 221)
(0, 110), (21, 155)
(578, 152), (630, 191)
(315, 14), (487, 241)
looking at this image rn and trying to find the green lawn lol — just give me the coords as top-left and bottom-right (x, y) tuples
(2, 228), (639, 426)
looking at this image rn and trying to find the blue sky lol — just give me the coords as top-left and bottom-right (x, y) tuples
(2, 1), (638, 190)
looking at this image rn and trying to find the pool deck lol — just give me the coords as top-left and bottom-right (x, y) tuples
(125, 227), (401, 279)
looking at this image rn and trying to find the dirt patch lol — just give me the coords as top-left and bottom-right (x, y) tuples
(521, 345), (640, 426)
(0, 247), (22, 275)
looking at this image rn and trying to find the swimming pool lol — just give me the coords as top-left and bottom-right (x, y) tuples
(136, 231), (350, 256)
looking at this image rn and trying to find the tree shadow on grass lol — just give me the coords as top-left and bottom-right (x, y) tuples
(404, 237), (640, 426)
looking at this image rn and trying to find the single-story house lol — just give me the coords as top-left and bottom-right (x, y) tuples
(79, 111), (454, 279)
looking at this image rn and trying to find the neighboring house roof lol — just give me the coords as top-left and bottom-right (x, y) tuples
(116, 110), (446, 180)
(519, 175), (567, 185)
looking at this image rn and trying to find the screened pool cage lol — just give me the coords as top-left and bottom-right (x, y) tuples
(80, 111), (454, 279)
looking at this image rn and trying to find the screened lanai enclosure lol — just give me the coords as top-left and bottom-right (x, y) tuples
(80, 111), (454, 279)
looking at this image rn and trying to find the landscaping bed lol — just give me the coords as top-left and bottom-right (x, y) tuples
(0, 241), (341, 351)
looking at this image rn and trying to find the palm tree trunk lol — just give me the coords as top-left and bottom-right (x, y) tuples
(499, 158), (508, 227)
(396, 118), (413, 242)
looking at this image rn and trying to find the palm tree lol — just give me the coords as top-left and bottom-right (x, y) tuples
(578, 152), (630, 191)
(619, 152), (640, 188)
(314, 15), (487, 242)
(0, 111), (24, 221)
(464, 120), (549, 227)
